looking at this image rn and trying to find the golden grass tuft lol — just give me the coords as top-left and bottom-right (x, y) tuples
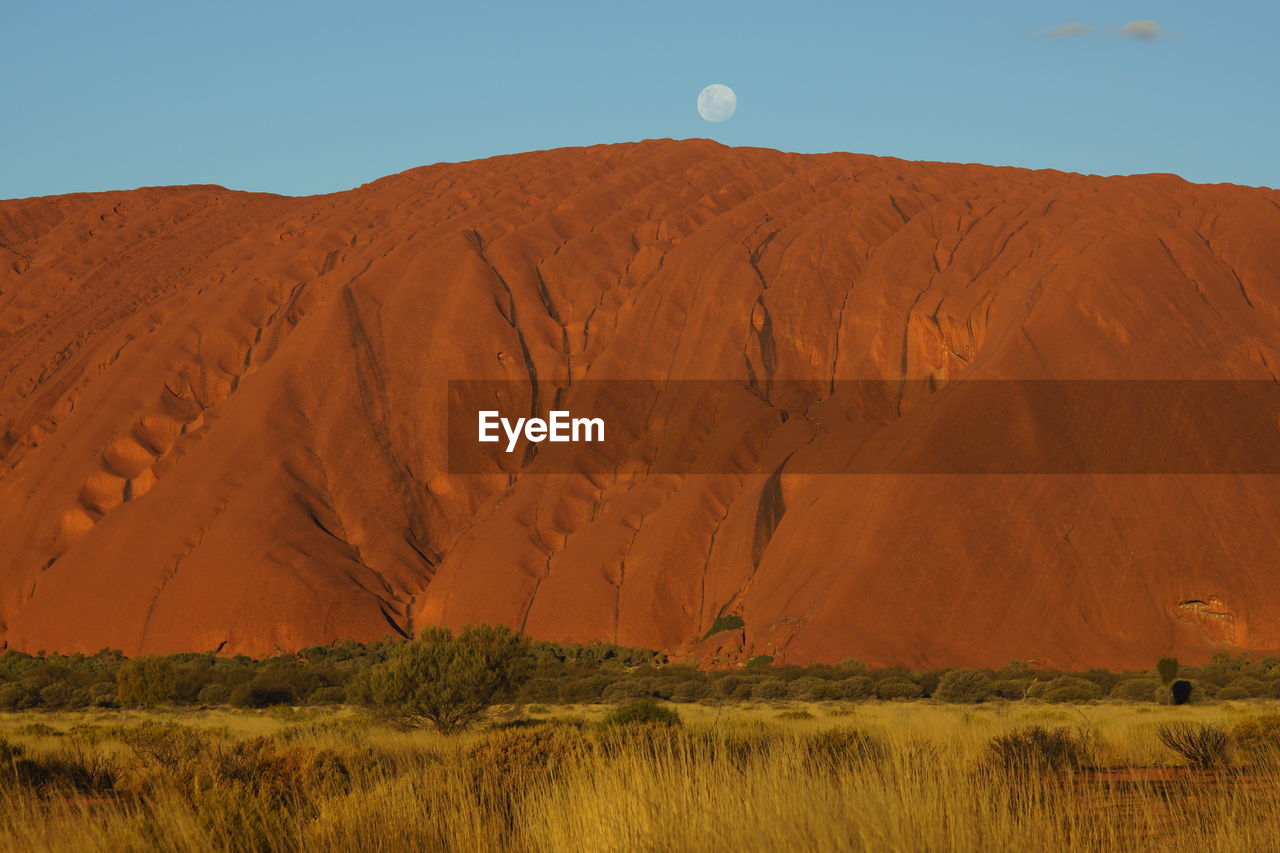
(1, 702), (1280, 851)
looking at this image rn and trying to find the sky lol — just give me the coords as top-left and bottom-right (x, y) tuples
(3, 0), (1277, 199)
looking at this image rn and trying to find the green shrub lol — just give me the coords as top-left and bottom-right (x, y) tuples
(517, 677), (561, 703)
(1040, 676), (1102, 703)
(602, 679), (653, 704)
(557, 675), (612, 703)
(196, 683), (232, 705)
(703, 614), (745, 639)
(934, 669), (993, 703)
(876, 678), (924, 700)
(985, 726), (1090, 775)
(670, 680), (710, 703)
(830, 676), (874, 700)
(787, 676), (833, 701)
(1110, 678), (1160, 702)
(1225, 676), (1267, 697)
(367, 625), (534, 733)
(308, 685), (346, 705)
(0, 683), (40, 711)
(1217, 686), (1251, 701)
(752, 679), (788, 701)
(115, 656), (178, 707)
(601, 698), (681, 727)
(990, 679), (1031, 700)
(746, 655), (774, 669)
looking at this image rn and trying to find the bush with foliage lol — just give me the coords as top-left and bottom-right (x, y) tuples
(702, 615), (745, 639)
(985, 726), (1090, 775)
(366, 625), (533, 733)
(601, 698), (681, 727)
(752, 679), (788, 701)
(876, 678), (924, 700)
(1109, 678), (1160, 703)
(934, 669), (993, 703)
(1039, 676), (1102, 703)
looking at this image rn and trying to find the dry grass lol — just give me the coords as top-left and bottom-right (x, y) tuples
(1, 700), (1279, 851)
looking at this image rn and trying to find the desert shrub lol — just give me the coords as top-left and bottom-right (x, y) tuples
(557, 674), (612, 703)
(197, 683), (232, 705)
(715, 675), (753, 698)
(787, 676), (833, 701)
(1040, 676), (1103, 703)
(670, 680), (710, 703)
(828, 676), (874, 700)
(1225, 676), (1267, 698)
(231, 679), (296, 708)
(115, 656), (178, 707)
(1110, 678), (1160, 702)
(120, 722), (216, 777)
(601, 698), (681, 727)
(1268, 680), (1280, 699)
(777, 709), (813, 720)
(218, 736), (356, 800)
(602, 679), (654, 703)
(752, 679), (788, 701)
(802, 729), (885, 769)
(87, 681), (118, 707)
(16, 722), (62, 737)
(985, 726), (1090, 775)
(36, 682), (81, 710)
(935, 669), (993, 703)
(746, 655), (774, 668)
(0, 736), (117, 794)
(731, 683), (755, 701)
(703, 614), (745, 638)
(466, 726), (584, 793)
(650, 677), (685, 700)
(1156, 723), (1230, 768)
(877, 678), (924, 700)
(990, 679), (1031, 700)
(1230, 714), (1280, 764)
(1217, 686), (1251, 701)
(308, 685), (346, 705)
(367, 625), (533, 733)
(0, 683), (40, 711)
(517, 677), (562, 703)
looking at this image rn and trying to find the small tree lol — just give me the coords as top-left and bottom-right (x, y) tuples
(368, 624), (533, 733)
(1157, 657), (1180, 685)
(934, 669), (994, 703)
(115, 656), (178, 707)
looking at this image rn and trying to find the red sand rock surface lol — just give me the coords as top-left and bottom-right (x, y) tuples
(2, 139), (1279, 668)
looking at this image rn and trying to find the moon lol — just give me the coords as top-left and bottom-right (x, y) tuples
(697, 84), (737, 123)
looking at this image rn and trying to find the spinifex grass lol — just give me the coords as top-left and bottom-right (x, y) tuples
(1, 701), (1279, 852)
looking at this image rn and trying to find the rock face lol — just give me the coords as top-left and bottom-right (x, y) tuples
(2, 139), (1280, 669)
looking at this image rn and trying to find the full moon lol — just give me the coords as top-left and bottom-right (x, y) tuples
(697, 84), (736, 123)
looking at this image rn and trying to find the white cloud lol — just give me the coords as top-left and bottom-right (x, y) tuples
(1042, 22), (1094, 39)
(1118, 19), (1173, 41)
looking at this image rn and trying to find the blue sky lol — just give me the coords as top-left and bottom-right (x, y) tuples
(3, 0), (1276, 199)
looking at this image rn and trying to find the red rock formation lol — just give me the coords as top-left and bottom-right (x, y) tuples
(2, 139), (1279, 668)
